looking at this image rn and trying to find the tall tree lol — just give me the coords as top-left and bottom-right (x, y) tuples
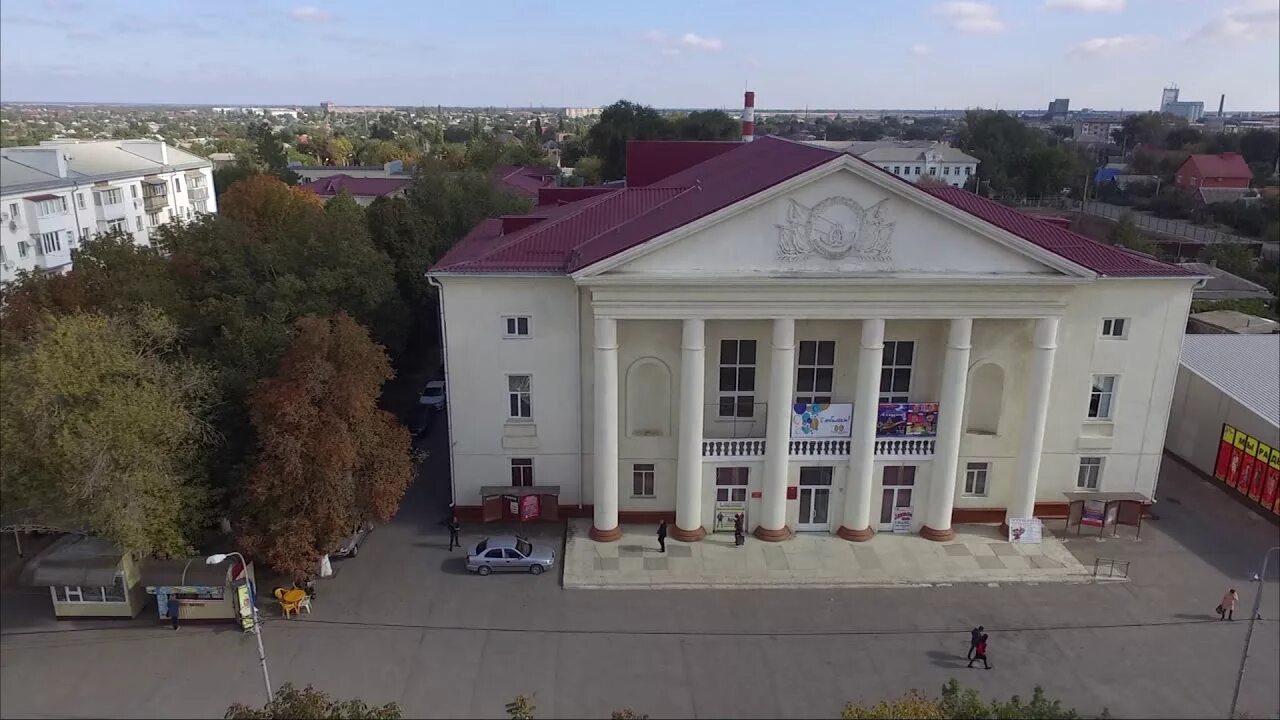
(219, 175), (325, 235)
(226, 684), (402, 720)
(0, 310), (213, 556)
(586, 100), (675, 181)
(672, 110), (738, 140)
(236, 314), (414, 577)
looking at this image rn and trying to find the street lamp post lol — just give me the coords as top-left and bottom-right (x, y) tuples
(1228, 545), (1279, 719)
(207, 552), (273, 704)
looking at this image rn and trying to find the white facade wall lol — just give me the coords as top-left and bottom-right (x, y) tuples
(871, 161), (975, 187)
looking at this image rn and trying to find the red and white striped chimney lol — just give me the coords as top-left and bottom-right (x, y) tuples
(741, 91), (755, 143)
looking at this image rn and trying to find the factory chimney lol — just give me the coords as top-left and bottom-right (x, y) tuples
(741, 91), (755, 143)
(1218, 94), (1225, 118)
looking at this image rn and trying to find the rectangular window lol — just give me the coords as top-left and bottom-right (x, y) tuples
(173, 177), (182, 193)
(943, 166), (951, 175)
(632, 463), (655, 497)
(1077, 457), (1104, 489)
(136, 216), (143, 232)
(928, 167), (936, 175)
(76, 193), (86, 209)
(147, 211), (162, 227)
(510, 458), (533, 487)
(965, 167), (972, 175)
(106, 218), (127, 234)
(17, 241), (30, 258)
(914, 166), (920, 175)
(81, 226), (90, 240)
(7, 202), (17, 219)
(39, 231), (62, 254)
(964, 462), (989, 496)
(795, 340), (835, 404)
(36, 197), (66, 216)
(193, 199), (208, 213)
(1100, 318), (1128, 339)
(503, 315), (531, 337)
(507, 374), (532, 419)
(879, 340), (914, 403)
(718, 339), (757, 418)
(130, 185), (138, 198)
(893, 166), (901, 175)
(190, 175), (205, 189)
(1088, 374), (1117, 420)
(715, 467), (748, 501)
(94, 188), (124, 206)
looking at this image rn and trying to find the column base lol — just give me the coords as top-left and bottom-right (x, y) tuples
(669, 525), (706, 542)
(753, 525), (792, 542)
(836, 525), (875, 542)
(920, 525), (955, 542)
(589, 525), (623, 542)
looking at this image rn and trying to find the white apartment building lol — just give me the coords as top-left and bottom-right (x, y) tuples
(430, 137), (1201, 548)
(1, 140), (215, 283)
(807, 140), (978, 187)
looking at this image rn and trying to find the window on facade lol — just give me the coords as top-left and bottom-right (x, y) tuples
(943, 167), (951, 175)
(1077, 457), (1104, 489)
(1100, 318), (1128, 339)
(795, 340), (835, 404)
(715, 467), (748, 501)
(7, 202), (17, 219)
(503, 316), (531, 337)
(964, 462), (989, 496)
(130, 185), (138, 198)
(879, 340), (914, 403)
(632, 463), (655, 497)
(147, 211), (162, 227)
(39, 231), (62, 254)
(76, 193), (86, 209)
(191, 175), (205, 189)
(893, 166), (901, 175)
(914, 166), (920, 175)
(193, 199), (208, 213)
(928, 167), (936, 175)
(510, 458), (533, 487)
(718, 339), (757, 418)
(17, 241), (30, 258)
(507, 374), (532, 419)
(1088, 375), (1116, 419)
(173, 177), (182, 193)
(36, 197), (66, 216)
(52, 575), (127, 604)
(95, 188), (123, 206)
(81, 226), (90, 240)
(106, 218), (127, 234)
(965, 167), (972, 175)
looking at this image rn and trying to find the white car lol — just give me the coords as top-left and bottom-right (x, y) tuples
(419, 380), (446, 410)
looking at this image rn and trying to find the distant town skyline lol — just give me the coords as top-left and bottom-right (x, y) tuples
(2, 0), (1278, 112)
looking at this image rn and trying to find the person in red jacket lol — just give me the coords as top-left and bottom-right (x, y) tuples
(968, 633), (991, 669)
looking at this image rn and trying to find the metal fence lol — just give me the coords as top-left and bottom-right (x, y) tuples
(1092, 557), (1131, 579)
(1081, 201), (1250, 246)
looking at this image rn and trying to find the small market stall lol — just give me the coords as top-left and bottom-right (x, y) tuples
(20, 535), (147, 619)
(1063, 491), (1149, 539)
(142, 557), (256, 629)
(479, 485), (560, 522)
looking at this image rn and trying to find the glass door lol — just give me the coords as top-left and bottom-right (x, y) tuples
(878, 465), (917, 531)
(797, 466), (833, 531)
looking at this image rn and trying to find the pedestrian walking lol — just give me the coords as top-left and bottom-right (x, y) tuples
(169, 598), (181, 631)
(1218, 588), (1239, 621)
(967, 633), (990, 669)
(447, 516), (461, 552)
(967, 625), (984, 660)
(733, 514), (745, 547)
(657, 519), (668, 553)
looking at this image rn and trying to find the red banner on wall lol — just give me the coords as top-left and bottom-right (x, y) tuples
(1213, 424), (1280, 515)
(518, 494), (541, 522)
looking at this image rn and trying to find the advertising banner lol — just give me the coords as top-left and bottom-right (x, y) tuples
(519, 494), (541, 522)
(1008, 518), (1043, 544)
(1211, 424), (1279, 514)
(891, 506), (913, 533)
(1214, 425), (1236, 483)
(1240, 435), (1260, 498)
(1264, 446), (1280, 513)
(1081, 500), (1106, 527)
(876, 403), (939, 437)
(714, 501), (747, 533)
(791, 403), (853, 438)
(1227, 430), (1247, 488)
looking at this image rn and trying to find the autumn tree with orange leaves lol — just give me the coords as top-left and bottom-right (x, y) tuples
(236, 314), (414, 577)
(219, 174), (324, 235)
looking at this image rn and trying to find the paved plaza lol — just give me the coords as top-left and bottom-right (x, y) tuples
(2, 422), (1278, 719)
(564, 520), (1095, 589)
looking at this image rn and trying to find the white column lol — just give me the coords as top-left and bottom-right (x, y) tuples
(922, 318), (972, 541)
(673, 319), (706, 541)
(755, 318), (795, 541)
(590, 316), (621, 542)
(838, 318), (884, 541)
(1006, 317), (1059, 527)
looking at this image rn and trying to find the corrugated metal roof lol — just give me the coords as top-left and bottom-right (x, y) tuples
(1184, 153), (1252, 180)
(1180, 334), (1280, 428)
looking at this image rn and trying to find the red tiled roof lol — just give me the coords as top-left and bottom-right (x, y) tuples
(433, 136), (1197, 279)
(300, 174), (410, 198)
(493, 165), (558, 199)
(1182, 153), (1252, 180)
(536, 186), (615, 206)
(626, 140), (740, 187)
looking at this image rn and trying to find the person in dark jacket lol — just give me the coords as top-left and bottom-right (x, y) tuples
(733, 514), (745, 547)
(968, 633), (991, 669)
(657, 520), (668, 553)
(967, 625), (984, 660)
(169, 598), (181, 630)
(447, 516), (461, 551)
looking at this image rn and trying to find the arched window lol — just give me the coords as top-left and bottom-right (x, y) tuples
(626, 358), (671, 437)
(965, 363), (1004, 436)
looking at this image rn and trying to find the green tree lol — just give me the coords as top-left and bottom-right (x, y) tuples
(225, 683), (401, 719)
(1237, 129), (1279, 166)
(0, 310), (213, 556)
(957, 110), (1079, 199)
(843, 679), (1096, 719)
(1199, 243), (1256, 276)
(248, 121), (298, 183)
(572, 156), (604, 186)
(236, 314), (414, 578)
(1191, 298), (1276, 319)
(586, 100), (675, 181)
(672, 110), (739, 140)
(1112, 112), (1181, 149)
(505, 696), (536, 720)
(1109, 215), (1161, 257)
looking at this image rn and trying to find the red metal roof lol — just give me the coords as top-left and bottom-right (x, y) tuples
(1182, 153), (1252, 180)
(300, 174), (410, 198)
(625, 140), (741, 187)
(433, 136), (1197, 279)
(493, 165), (559, 199)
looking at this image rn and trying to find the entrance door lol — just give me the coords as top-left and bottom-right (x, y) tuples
(878, 465), (917, 531)
(797, 466), (833, 531)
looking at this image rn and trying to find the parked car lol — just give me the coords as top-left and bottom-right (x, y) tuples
(333, 519), (374, 558)
(418, 380), (446, 410)
(409, 407), (435, 438)
(465, 535), (556, 576)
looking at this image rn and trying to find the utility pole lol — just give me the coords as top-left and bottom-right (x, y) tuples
(1229, 546), (1279, 719)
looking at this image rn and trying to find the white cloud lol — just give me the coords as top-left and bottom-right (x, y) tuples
(1193, 0), (1280, 43)
(932, 2), (1006, 34)
(1069, 34), (1157, 55)
(681, 32), (723, 51)
(1044, 0), (1124, 13)
(289, 6), (332, 23)
(910, 44), (932, 56)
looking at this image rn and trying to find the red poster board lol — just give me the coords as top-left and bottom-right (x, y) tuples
(1227, 431), (1248, 489)
(1248, 441), (1269, 501)
(1264, 446), (1280, 514)
(1214, 425), (1236, 483)
(1239, 435), (1260, 498)
(518, 494), (540, 522)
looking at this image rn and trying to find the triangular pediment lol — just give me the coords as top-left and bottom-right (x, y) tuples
(580, 157), (1090, 280)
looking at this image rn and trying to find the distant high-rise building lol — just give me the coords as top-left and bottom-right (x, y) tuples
(1161, 86), (1180, 112)
(1160, 85), (1205, 123)
(1048, 98), (1070, 117)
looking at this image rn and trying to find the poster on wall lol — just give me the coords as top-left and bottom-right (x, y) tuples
(1240, 435), (1260, 499)
(1212, 424), (1280, 515)
(1228, 430), (1248, 488)
(876, 403), (939, 437)
(891, 506), (913, 533)
(714, 502), (747, 533)
(1264, 446), (1280, 513)
(791, 403), (853, 438)
(1008, 518), (1043, 543)
(519, 494), (541, 522)
(1081, 500), (1106, 527)
(1214, 425), (1236, 484)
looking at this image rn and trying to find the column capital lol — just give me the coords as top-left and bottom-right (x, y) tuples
(594, 316), (618, 350)
(680, 318), (705, 351)
(859, 318), (885, 350)
(947, 317), (973, 350)
(771, 317), (795, 350)
(1032, 316), (1059, 350)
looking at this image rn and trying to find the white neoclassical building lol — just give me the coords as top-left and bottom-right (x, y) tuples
(430, 137), (1201, 544)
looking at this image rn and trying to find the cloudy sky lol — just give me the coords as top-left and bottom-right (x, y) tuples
(1, 0), (1277, 110)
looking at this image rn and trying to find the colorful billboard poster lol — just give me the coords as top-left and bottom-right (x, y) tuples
(1248, 440), (1267, 501)
(518, 494), (541, 522)
(1265, 446), (1280, 514)
(1214, 425), (1236, 483)
(1081, 500), (1106, 527)
(1227, 430), (1248, 489)
(1212, 424), (1280, 514)
(876, 403), (939, 437)
(791, 403), (853, 438)
(1008, 518), (1043, 544)
(1240, 435), (1260, 499)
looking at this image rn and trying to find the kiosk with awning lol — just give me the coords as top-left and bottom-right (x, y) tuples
(479, 486), (560, 522)
(1063, 491), (1149, 539)
(19, 535), (148, 619)
(143, 557), (256, 628)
